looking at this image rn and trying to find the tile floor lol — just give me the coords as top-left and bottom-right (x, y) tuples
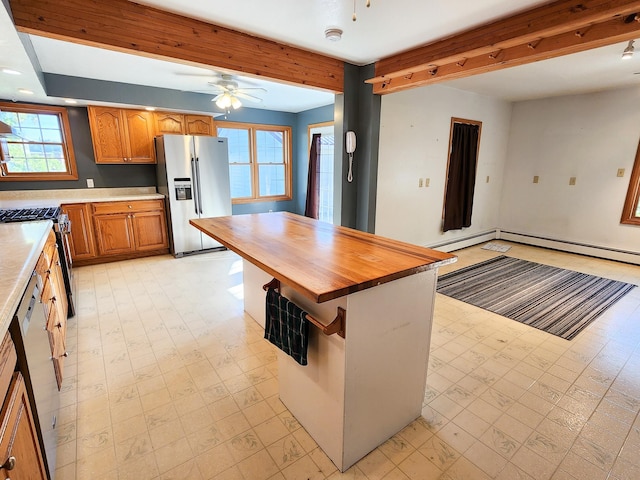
(53, 242), (640, 480)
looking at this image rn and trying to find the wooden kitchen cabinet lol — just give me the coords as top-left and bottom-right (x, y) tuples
(92, 199), (169, 257)
(0, 372), (47, 480)
(34, 231), (68, 390)
(87, 106), (155, 164)
(154, 112), (214, 136)
(185, 114), (214, 135)
(61, 203), (97, 261)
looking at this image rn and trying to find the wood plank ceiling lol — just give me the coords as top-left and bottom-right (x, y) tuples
(8, 0), (640, 96)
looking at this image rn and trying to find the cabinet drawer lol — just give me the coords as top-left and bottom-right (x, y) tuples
(0, 333), (16, 405)
(92, 199), (164, 215)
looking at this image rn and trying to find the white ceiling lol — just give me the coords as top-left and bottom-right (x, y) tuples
(1, 0), (640, 113)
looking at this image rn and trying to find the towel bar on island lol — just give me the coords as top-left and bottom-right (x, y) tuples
(262, 278), (346, 338)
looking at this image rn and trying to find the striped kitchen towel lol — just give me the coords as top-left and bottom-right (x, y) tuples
(264, 288), (309, 366)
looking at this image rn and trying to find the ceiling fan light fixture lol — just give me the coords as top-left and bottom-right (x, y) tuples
(622, 40), (635, 59)
(325, 28), (343, 42)
(231, 96), (242, 110)
(215, 92), (232, 109)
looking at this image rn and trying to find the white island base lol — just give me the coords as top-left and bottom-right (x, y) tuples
(243, 260), (438, 472)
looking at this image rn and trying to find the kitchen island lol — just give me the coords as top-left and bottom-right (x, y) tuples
(191, 212), (457, 472)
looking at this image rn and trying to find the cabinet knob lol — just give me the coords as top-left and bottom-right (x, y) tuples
(1, 456), (16, 470)
(63, 352), (69, 357)
(128, 205), (132, 209)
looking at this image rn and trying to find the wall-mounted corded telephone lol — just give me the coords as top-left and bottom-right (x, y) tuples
(346, 131), (356, 182)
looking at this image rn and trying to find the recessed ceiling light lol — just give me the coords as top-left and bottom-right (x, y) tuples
(64, 99), (78, 104)
(1, 68), (21, 75)
(18, 88), (34, 94)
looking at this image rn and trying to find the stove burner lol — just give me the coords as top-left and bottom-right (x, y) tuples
(0, 206), (61, 223)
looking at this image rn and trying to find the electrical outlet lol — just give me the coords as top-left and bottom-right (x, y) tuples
(569, 177), (576, 186)
(533, 176), (539, 184)
(425, 178), (430, 187)
(86, 178), (95, 188)
(617, 168), (625, 177)
(418, 178), (423, 188)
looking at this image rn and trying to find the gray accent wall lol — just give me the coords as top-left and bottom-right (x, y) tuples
(338, 63), (381, 232)
(0, 104), (157, 191)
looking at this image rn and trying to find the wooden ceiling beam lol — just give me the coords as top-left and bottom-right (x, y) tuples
(373, 15), (640, 94)
(370, 0), (640, 94)
(7, 0), (344, 93)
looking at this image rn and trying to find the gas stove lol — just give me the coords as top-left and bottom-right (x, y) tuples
(0, 206), (61, 223)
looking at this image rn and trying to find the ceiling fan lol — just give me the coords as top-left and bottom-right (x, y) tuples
(202, 73), (266, 110)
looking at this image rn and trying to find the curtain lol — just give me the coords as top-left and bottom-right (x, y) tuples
(443, 122), (480, 232)
(304, 133), (322, 219)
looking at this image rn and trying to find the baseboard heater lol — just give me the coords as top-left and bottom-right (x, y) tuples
(427, 230), (497, 252)
(424, 228), (640, 266)
(499, 231), (640, 266)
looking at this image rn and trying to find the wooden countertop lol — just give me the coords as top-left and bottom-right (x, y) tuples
(0, 221), (52, 333)
(191, 212), (457, 303)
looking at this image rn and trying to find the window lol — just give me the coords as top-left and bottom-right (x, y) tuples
(0, 102), (78, 181)
(621, 137), (640, 226)
(216, 121), (292, 203)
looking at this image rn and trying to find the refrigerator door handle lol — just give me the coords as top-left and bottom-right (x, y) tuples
(195, 157), (204, 214)
(191, 156), (199, 215)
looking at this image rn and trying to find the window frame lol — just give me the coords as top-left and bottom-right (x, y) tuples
(0, 102), (78, 181)
(215, 121), (292, 204)
(621, 137), (640, 226)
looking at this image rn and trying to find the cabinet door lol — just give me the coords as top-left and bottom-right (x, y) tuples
(155, 113), (185, 134)
(0, 373), (47, 480)
(94, 214), (135, 256)
(61, 203), (96, 261)
(185, 115), (213, 135)
(131, 210), (169, 251)
(88, 106), (127, 163)
(123, 110), (156, 163)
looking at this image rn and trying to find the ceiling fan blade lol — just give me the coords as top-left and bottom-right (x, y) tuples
(235, 87), (267, 93)
(234, 92), (263, 102)
(212, 93), (225, 101)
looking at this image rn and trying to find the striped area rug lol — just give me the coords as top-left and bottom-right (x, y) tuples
(437, 255), (636, 340)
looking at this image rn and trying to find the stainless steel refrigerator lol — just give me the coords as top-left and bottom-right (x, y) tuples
(155, 135), (231, 256)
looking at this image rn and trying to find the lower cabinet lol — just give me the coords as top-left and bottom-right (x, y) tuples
(62, 199), (169, 265)
(61, 203), (97, 261)
(0, 372), (47, 480)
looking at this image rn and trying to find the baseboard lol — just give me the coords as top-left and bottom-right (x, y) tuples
(426, 230), (498, 252)
(499, 231), (640, 266)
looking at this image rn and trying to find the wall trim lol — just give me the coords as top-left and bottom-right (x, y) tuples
(499, 230), (640, 266)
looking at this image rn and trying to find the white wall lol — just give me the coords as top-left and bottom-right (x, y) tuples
(500, 87), (640, 253)
(375, 84), (513, 247)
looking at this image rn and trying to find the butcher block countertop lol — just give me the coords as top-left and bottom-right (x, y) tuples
(191, 212), (457, 303)
(0, 221), (52, 333)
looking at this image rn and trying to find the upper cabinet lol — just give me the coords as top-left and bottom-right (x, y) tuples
(155, 112), (214, 136)
(88, 106), (215, 164)
(88, 106), (155, 164)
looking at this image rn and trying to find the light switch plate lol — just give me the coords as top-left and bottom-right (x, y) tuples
(569, 177), (576, 186)
(418, 178), (423, 188)
(533, 176), (539, 184)
(425, 178), (430, 187)
(617, 168), (625, 177)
